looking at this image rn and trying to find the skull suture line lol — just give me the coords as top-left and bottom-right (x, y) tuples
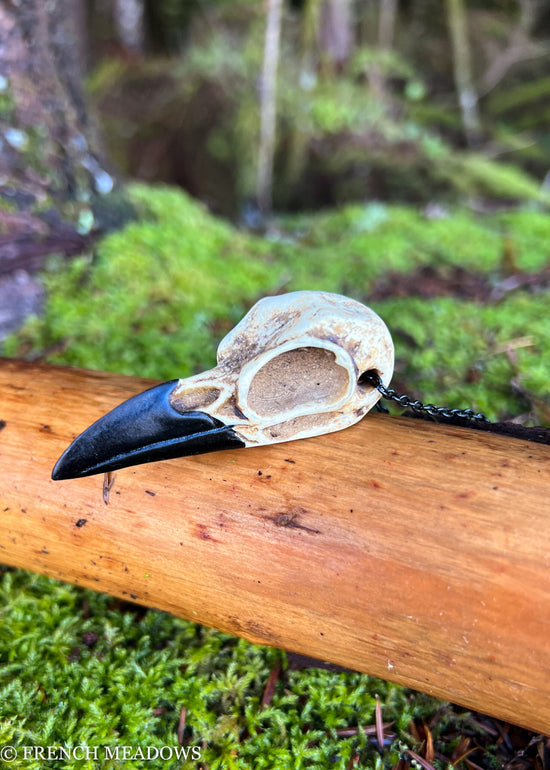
(52, 291), (394, 480)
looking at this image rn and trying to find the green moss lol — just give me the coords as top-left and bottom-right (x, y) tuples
(439, 153), (549, 205)
(496, 209), (550, 271)
(0, 570), (439, 769)
(0, 194), (17, 213)
(371, 293), (550, 421)
(4, 184), (283, 378)
(0, 78), (16, 122)
(277, 203), (501, 292)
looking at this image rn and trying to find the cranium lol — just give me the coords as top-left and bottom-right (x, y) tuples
(52, 291), (394, 480)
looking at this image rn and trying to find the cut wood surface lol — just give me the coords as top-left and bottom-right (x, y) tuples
(1, 358), (549, 733)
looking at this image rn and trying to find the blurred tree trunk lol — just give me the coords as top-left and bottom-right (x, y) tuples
(368, 0), (398, 100)
(114, 0), (144, 55)
(0, 0), (114, 275)
(446, 0), (482, 147)
(378, 0), (397, 50)
(318, 0), (354, 74)
(256, 0), (283, 214)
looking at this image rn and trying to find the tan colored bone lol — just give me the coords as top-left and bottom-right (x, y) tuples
(170, 291), (394, 446)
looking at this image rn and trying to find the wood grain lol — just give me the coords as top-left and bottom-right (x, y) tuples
(1, 358), (549, 733)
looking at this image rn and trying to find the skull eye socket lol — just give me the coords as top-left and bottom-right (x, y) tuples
(246, 346), (350, 418)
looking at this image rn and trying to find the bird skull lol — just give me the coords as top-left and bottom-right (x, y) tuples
(52, 291), (394, 479)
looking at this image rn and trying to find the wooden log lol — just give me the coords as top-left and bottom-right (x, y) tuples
(1, 358), (549, 733)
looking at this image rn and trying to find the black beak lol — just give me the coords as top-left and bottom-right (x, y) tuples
(52, 380), (245, 480)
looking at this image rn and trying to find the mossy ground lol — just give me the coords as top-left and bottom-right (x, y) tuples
(2, 184), (549, 768)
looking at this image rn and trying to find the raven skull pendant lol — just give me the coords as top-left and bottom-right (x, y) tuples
(52, 291), (394, 479)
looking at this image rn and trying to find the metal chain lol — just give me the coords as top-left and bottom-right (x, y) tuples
(363, 371), (490, 423)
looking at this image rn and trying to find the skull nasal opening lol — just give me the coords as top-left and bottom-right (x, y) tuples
(246, 347), (350, 418)
(171, 386), (221, 412)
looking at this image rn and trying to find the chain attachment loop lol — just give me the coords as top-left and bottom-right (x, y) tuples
(362, 371), (490, 424)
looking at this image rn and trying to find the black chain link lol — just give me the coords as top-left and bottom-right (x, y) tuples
(363, 371), (490, 423)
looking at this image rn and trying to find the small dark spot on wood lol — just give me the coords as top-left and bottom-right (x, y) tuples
(275, 512), (294, 527)
(3, 507), (9, 512)
(493, 486), (499, 490)
(266, 474), (272, 479)
(258, 470), (262, 476)
(40, 547), (49, 554)
(145, 489), (155, 496)
(75, 518), (87, 528)
(0, 420), (6, 432)
(130, 593), (137, 600)
(124, 567), (129, 572)
(91, 560), (96, 565)
(21, 508), (27, 513)
(197, 523), (220, 542)
(273, 510), (320, 534)
(284, 458), (295, 464)
(41, 424), (51, 432)
(350, 509), (354, 513)
(370, 480), (381, 489)
(244, 618), (273, 640)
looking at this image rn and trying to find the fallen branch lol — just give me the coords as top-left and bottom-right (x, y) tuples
(1, 358), (549, 733)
